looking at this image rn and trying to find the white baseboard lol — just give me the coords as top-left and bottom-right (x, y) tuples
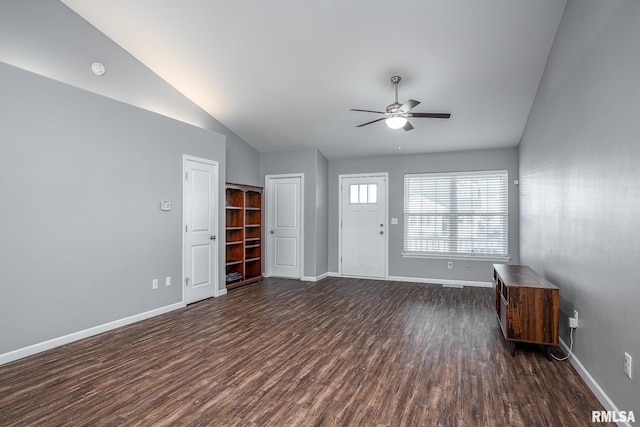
(302, 272), (329, 282)
(559, 337), (630, 427)
(323, 273), (490, 287)
(216, 288), (228, 297)
(387, 275), (492, 288)
(0, 302), (185, 366)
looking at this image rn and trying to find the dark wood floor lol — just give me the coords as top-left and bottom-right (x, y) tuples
(0, 277), (610, 426)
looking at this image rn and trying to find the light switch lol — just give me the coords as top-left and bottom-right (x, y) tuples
(391, 218), (398, 225)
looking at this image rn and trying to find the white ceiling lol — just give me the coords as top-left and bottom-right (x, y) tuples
(61, 0), (566, 160)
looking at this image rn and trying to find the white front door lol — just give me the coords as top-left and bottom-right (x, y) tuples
(266, 175), (302, 279)
(340, 174), (387, 278)
(183, 156), (218, 304)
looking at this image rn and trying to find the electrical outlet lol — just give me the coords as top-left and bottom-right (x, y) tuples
(447, 261), (453, 269)
(574, 310), (579, 326)
(165, 276), (171, 287)
(152, 278), (158, 290)
(624, 352), (632, 379)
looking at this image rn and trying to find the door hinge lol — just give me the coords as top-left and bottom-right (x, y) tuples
(185, 171), (188, 179)
(185, 277), (190, 286)
(185, 224), (188, 232)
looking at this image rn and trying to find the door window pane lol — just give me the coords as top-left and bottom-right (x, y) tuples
(349, 183), (378, 204)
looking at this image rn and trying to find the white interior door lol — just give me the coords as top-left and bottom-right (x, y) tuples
(183, 157), (218, 304)
(340, 174), (387, 278)
(266, 175), (302, 278)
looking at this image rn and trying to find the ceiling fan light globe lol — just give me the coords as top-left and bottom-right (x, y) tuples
(386, 116), (407, 129)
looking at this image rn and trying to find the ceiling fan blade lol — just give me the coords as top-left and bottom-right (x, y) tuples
(403, 121), (414, 131)
(350, 108), (386, 114)
(409, 112), (451, 119)
(399, 99), (420, 112)
(356, 117), (386, 127)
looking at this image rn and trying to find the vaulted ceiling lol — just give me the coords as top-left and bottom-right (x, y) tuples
(61, 0), (566, 159)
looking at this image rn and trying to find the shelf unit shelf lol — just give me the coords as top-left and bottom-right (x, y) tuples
(225, 183), (263, 290)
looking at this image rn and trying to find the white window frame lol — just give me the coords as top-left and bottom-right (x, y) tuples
(402, 170), (510, 261)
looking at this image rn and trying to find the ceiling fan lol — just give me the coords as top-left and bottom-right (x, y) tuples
(350, 76), (450, 131)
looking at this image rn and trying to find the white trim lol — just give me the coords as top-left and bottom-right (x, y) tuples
(264, 173), (304, 280)
(302, 272), (329, 282)
(182, 155), (221, 302)
(401, 252), (511, 262)
(387, 275), (492, 288)
(336, 274), (390, 282)
(328, 271), (340, 277)
(0, 302), (185, 366)
(558, 338), (631, 427)
(338, 172), (389, 279)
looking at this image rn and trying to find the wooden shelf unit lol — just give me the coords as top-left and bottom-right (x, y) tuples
(493, 264), (559, 360)
(225, 183), (263, 289)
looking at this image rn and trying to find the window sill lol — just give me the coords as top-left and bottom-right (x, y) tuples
(401, 252), (511, 262)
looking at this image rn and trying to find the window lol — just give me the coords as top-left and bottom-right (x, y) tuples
(349, 183), (377, 204)
(403, 170), (508, 258)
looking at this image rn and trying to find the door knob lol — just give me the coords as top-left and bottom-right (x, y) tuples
(270, 230), (275, 234)
(210, 235), (216, 240)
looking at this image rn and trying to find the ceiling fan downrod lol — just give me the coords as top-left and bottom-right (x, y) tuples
(391, 75), (401, 107)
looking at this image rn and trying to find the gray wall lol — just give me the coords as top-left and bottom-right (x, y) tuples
(328, 148), (520, 282)
(0, 62), (226, 354)
(0, 0), (260, 187)
(519, 0), (639, 414)
(260, 149), (329, 279)
(315, 152), (329, 275)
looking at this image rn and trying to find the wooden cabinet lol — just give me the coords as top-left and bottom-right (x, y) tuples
(493, 264), (559, 359)
(225, 183), (263, 289)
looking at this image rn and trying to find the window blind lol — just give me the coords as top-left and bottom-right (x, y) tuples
(403, 170), (508, 257)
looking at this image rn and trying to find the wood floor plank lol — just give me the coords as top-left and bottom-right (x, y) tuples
(0, 277), (612, 426)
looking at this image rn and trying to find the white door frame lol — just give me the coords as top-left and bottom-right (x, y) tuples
(264, 173), (304, 279)
(182, 154), (221, 304)
(338, 172), (389, 279)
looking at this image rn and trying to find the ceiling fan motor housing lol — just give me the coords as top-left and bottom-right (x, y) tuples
(386, 103), (403, 115)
